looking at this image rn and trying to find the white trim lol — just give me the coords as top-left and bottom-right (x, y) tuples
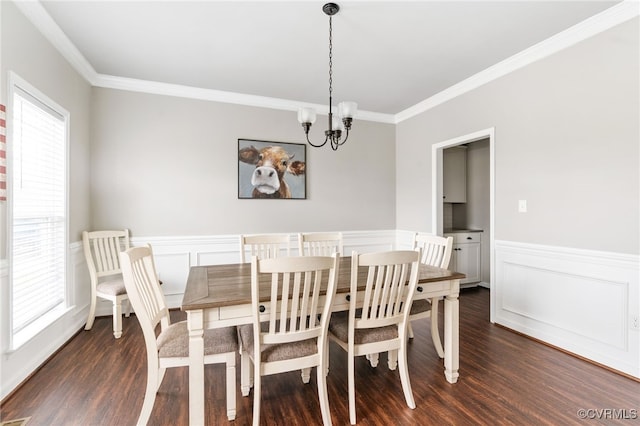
(495, 240), (640, 267)
(6, 71), (71, 351)
(123, 229), (397, 309)
(494, 240), (639, 378)
(431, 127), (495, 321)
(94, 74), (396, 123)
(431, 128), (494, 234)
(13, 0), (98, 85)
(394, 0), (640, 123)
(15, 0), (637, 124)
(4, 232), (638, 400)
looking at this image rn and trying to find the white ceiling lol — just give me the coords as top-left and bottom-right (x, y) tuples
(29, 1), (626, 119)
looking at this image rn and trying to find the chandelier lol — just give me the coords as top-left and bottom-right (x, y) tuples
(297, 2), (357, 151)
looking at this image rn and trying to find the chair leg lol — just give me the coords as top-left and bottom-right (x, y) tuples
(301, 368), (311, 384)
(348, 351), (356, 425)
(430, 298), (445, 358)
(252, 364), (261, 426)
(112, 300), (123, 339)
(325, 340), (330, 377)
(366, 352), (379, 367)
(85, 295), (97, 331)
(240, 350), (252, 397)
(387, 349), (398, 370)
(317, 357), (332, 426)
(226, 353), (237, 421)
(124, 298), (132, 318)
(156, 368), (166, 391)
(397, 347), (416, 409)
(407, 322), (415, 339)
(138, 361), (159, 426)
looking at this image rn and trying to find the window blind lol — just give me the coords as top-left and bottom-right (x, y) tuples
(11, 85), (67, 337)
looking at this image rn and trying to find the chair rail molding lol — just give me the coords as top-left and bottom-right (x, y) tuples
(132, 230), (398, 308)
(494, 239), (639, 378)
(6, 232), (637, 401)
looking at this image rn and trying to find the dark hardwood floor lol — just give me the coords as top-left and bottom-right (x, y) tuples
(1, 287), (638, 425)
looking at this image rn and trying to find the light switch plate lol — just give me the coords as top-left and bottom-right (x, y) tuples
(518, 200), (527, 213)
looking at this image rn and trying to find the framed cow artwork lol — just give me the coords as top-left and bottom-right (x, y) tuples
(238, 139), (306, 199)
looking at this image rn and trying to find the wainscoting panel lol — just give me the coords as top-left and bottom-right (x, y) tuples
(152, 252), (191, 296)
(120, 230), (398, 311)
(495, 240), (639, 378)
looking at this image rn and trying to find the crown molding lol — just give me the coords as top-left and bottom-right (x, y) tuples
(393, 0), (640, 123)
(13, 0), (98, 85)
(15, 0), (637, 126)
(93, 74), (396, 124)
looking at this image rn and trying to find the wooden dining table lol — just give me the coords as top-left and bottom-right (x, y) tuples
(181, 256), (464, 425)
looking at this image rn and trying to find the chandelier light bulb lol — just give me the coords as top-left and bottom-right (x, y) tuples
(338, 101), (357, 119)
(332, 115), (345, 132)
(298, 107), (317, 124)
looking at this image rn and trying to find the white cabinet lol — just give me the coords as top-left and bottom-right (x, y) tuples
(445, 231), (481, 286)
(443, 146), (467, 203)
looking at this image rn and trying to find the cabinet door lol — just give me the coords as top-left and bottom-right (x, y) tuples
(453, 243), (481, 284)
(443, 147), (467, 203)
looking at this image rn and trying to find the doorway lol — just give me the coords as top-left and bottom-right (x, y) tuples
(432, 128), (495, 322)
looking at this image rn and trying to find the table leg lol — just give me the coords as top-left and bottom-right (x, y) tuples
(443, 281), (460, 384)
(187, 310), (205, 425)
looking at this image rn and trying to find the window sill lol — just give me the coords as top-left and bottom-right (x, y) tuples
(9, 304), (73, 351)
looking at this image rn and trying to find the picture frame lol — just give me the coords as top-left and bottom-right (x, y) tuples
(238, 139), (306, 199)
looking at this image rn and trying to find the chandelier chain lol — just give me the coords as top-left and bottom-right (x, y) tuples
(299, 3), (355, 151)
(328, 16), (333, 98)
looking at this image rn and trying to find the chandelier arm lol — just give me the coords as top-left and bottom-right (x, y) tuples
(306, 133), (330, 148)
(337, 127), (350, 145)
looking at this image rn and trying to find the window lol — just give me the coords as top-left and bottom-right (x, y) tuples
(8, 74), (68, 348)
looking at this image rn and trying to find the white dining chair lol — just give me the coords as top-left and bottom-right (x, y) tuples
(82, 229), (131, 338)
(120, 245), (238, 424)
(239, 254), (340, 426)
(408, 233), (453, 358)
(239, 233), (291, 263)
(328, 250), (421, 425)
(297, 232), (344, 256)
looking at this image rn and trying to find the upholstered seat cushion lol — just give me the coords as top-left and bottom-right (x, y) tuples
(157, 321), (238, 358)
(96, 277), (127, 296)
(238, 323), (318, 363)
(409, 299), (431, 315)
(328, 311), (398, 345)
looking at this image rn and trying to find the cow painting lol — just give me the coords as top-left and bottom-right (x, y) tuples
(238, 141), (306, 199)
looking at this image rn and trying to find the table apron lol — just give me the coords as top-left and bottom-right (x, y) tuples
(199, 280), (459, 329)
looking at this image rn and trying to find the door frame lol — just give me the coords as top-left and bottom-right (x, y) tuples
(431, 127), (495, 322)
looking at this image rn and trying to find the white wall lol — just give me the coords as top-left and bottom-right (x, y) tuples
(396, 18), (639, 254)
(0, 0), (396, 400)
(396, 18), (640, 376)
(1, 0), (92, 401)
(90, 88), (396, 237)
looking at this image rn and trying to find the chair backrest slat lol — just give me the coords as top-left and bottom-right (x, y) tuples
(298, 232), (343, 256)
(252, 255), (339, 345)
(412, 233), (453, 269)
(83, 229), (131, 280)
(240, 234), (291, 263)
(351, 250), (420, 330)
(120, 245), (169, 337)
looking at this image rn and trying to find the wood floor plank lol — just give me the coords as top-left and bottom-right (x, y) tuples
(1, 288), (638, 425)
